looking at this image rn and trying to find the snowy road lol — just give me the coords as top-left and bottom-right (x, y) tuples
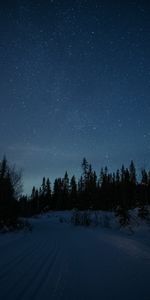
(0, 214), (150, 300)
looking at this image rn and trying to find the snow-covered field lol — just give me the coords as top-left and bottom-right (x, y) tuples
(0, 211), (150, 300)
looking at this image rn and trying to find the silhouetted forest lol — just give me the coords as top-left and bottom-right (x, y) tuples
(0, 156), (150, 228)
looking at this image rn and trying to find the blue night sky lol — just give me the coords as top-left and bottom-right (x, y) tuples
(0, 0), (150, 194)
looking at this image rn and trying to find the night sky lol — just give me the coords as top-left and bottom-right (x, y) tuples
(0, 0), (150, 194)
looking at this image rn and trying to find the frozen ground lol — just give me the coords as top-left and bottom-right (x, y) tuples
(0, 211), (150, 300)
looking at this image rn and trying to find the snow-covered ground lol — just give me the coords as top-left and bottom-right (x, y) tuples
(0, 211), (150, 300)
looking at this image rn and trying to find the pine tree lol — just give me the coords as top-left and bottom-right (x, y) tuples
(45, 178), (51, 209)
(116, 169), (120, 184)
(62, 172), (69, 209)
(129, 160), (136, 184)
(53, 178), (63, 210)
(121, 165), (125, 183)
(141, 168), (148, 185)
(31, 186), (36, 199)
(41, 177), (46, 195)
(70, 175), (77, 208)
(81, 157), (89, 190)
(0, 156), (19, 226)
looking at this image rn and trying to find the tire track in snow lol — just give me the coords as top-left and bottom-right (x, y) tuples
(11, 240), (59, 300)
(1, 237), (57, 299)
(51, 250), (69, 300)
(27, 244), (62, 300)
(0, 234), (49, 281)
(0, 237), (43, 281)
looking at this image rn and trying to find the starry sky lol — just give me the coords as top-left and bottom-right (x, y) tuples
(0, 0), (150, 194)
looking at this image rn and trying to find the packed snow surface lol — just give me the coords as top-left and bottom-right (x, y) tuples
(0, 212), (150, 300)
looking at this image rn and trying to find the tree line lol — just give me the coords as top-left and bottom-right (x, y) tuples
(0, 156), (150, 228)
(20, 158), (150, 222)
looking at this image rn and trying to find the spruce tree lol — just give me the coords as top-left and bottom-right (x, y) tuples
(0, 156), (19, 226)
(70, 175), (77, 208)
